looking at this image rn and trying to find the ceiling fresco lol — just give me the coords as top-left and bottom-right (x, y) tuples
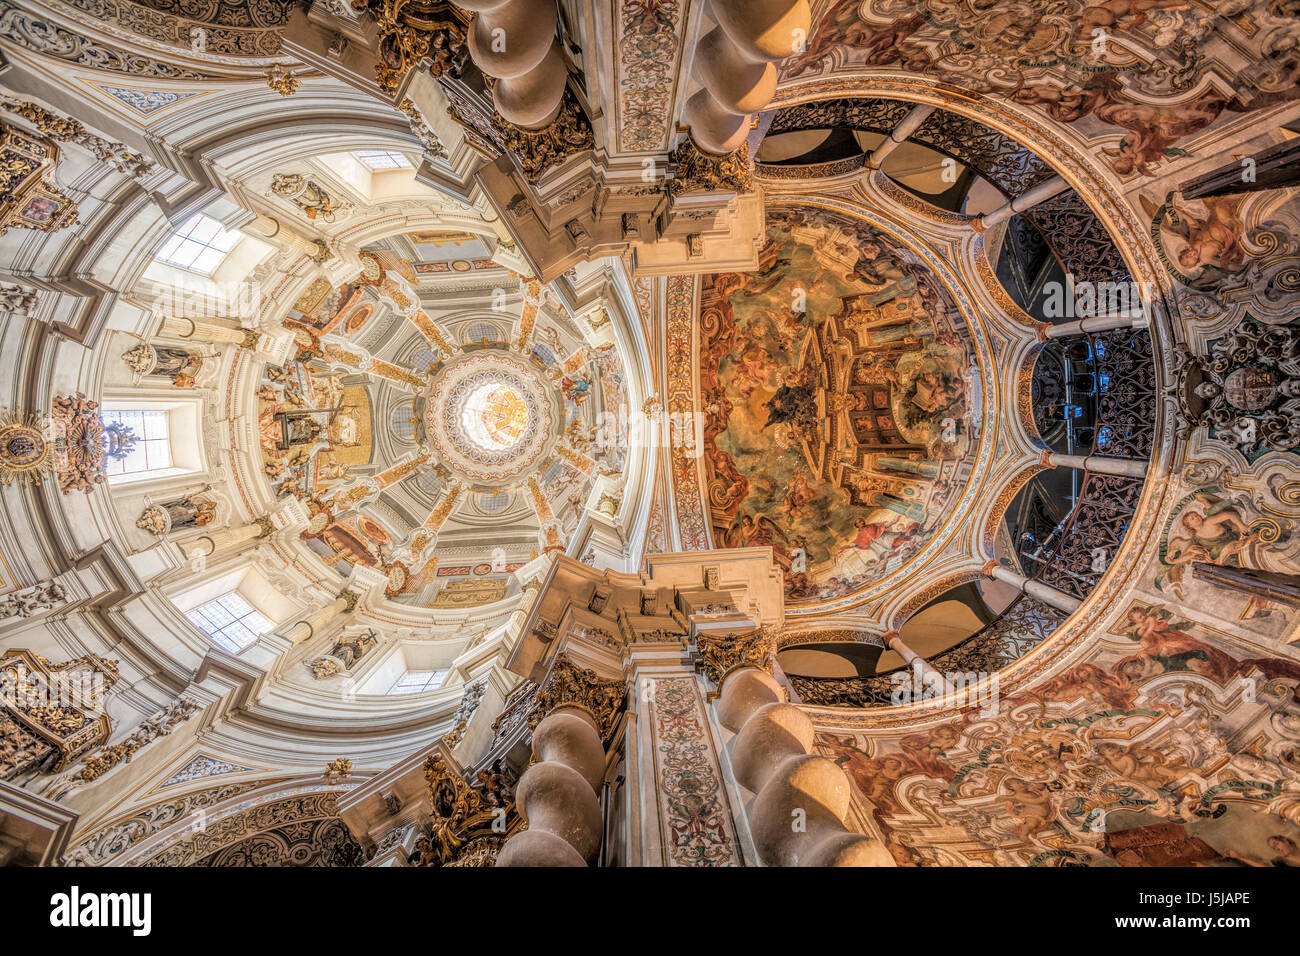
(785, 0), (1300, 181)
(699, 205), (981, 604)
(253, 241), (628, 608)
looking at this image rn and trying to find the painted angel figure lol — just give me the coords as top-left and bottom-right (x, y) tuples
(1156, 490), (1264, 597)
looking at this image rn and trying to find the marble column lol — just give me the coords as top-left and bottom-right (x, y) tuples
(177, 519), (270, 561)
(283, 593), (353, 646)
(883, 629), (953, 694)
(1041, 450), (1148, 478)
(971, 175), (1069, 233)
(983, 561), (1081, 614)
(241, 214), (329, 262)
(867, 104), (935, 169)
(160, 316), (261, 350)
(1037, 312), (1146, 340)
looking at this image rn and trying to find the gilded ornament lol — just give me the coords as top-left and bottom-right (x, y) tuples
(528, 654), (625, 741)
(669, 140), (753, 196)
(266, 65), (300, 96)
(694, 627), (775, 687)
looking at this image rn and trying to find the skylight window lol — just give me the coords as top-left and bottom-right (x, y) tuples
(187, 591), (273, 653)
(389, 669), (447, 695)
(353, 149), (413, 170)
(155, 214), (241, 276)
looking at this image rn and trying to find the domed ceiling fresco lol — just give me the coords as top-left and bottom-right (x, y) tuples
(700, 205), (980, 603)
(254, 241), (627, 608)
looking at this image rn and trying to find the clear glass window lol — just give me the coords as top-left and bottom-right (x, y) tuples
(155, 214), (241, 276)
(389, 669), (447, 695)
(187, 591), (273, 652)
(102, 410), (172, 477)
(353, 149), (413, 170)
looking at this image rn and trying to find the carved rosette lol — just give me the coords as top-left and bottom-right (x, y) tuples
(528, 654), (625, 741)
(51, 393), (115, 495)
(694, 627), (775, 688)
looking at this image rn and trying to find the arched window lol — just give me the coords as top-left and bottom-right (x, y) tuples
(465, 321), (499, 343)
(390, 402), (416, 442)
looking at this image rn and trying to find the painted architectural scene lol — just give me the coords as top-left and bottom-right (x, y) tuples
(701, 206), (979, 602)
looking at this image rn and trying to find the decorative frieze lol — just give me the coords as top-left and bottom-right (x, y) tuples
(0, 581), (67, 620)
(647, 677), (742, 866)
(46, 699), (200, 798)
(0, 95), (156, 178)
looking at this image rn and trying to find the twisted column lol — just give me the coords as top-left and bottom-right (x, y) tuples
(702, 631), (890, 866)
(464, 0), (567, 130)
(495, 707), (605, 866)
(685, 0), (810, 155)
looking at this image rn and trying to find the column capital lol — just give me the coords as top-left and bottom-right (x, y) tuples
(695, 627), (775, 688)
(981, 558), (1000, 578)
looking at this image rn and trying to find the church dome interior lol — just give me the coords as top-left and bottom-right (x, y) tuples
(1, 0), (1299, 891)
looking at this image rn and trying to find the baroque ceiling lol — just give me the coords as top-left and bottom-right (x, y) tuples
(0, 0), (1297, 878)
